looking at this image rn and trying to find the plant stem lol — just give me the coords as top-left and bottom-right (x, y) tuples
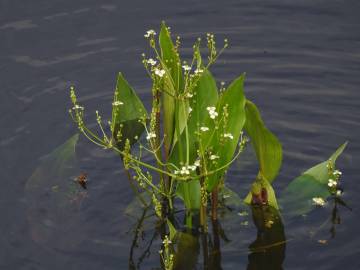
(211, 185), (218, 221)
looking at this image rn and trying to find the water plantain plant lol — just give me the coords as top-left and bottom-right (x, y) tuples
(68, 22), (345, 231)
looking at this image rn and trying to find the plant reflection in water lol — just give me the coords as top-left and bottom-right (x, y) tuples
(127, 205), (287, 270)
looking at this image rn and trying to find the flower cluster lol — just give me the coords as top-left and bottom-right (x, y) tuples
(207, 106), (218, 119)
(154, 68), (166, 78)
(112, 101), (123, 106)
(146, 132), (156, 140)
(174, 162), (199, 176)
(160, 235), (174, 270)
(328, 178), (337, 188)
(182, 64), (191, 71)
(312, 197), (326, 207)
(144, 29), (156, 38)
(223, 133), (234, 140)
(147, 58), (157, 66)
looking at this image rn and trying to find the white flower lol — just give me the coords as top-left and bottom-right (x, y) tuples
(146, 58), (157, 66)
(312, 197), (326, 206)
(194, 68), (204, 74)
(194, 159), (201, 167)
(112, 101), (124, 106)
(188, 107), (193, 113)
(72, 105), (84, 110)
(146, 132), (156, 140)
(209, 154), (219, 160)
(210, 111), (218, 119)
(188, 165), (197, 171)
(154, 68), (166, 78)
(336, 190), (342, 196)
(162, 236), (172, 246)
(144, 29), (156, 38)
(328, 179), (337, 187)
(186, 92), (193, 98)
(200, 126), (209, 132)
(223, 133), (234, 139)
(206, 106), (218, 119)
(334, 170), (342, 176)
(180, 166), (190, 175)
(182, 65), (191, 71)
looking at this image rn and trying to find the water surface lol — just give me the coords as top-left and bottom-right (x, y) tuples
(1, 0), (360, 269)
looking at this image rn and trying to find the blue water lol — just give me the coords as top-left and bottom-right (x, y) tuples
(1, 0), (359, 269)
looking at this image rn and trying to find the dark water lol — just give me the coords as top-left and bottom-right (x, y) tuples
(1, 0), (360, 269)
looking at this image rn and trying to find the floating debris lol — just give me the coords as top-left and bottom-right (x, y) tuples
(75, 172), (87, 189)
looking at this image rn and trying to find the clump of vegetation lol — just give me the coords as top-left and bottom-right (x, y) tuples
(69, 22), (282, 227)
(69, 22), (347, 238)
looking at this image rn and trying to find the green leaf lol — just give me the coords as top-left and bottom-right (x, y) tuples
(111, 73), (147, 150)
(169, 70), (218, 164)
(244, 100), (282, 182)
(302, 141), (347, 185)
(167, 219), (177, 241)
(205, 73), (247, 191)
(170, 71), (218, 210)
(159, 22), (183, 154)
(280, 142), (348, 218)
(175, 180), (200, 210)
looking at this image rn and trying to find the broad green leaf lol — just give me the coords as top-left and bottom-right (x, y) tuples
(280, 142), (348, 218)
(111, 73), (147, 150)
(244, 173), (280, 209)
(170, 71), (218, 210)
(175, 180), (200, 210)
(159, 22), (183, 154)
(205, 73), (247, 191)
(169, 70), (218, 165)
(244, 100), (282, 182)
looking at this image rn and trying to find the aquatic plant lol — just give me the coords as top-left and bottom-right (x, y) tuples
(68, 22), (346, 232)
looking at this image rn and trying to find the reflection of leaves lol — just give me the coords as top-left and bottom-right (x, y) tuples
(173, 232), (200, 270)
(280, 142), (347, 218)
(25, 134), (85, 249)
(220, 185), (243, 208)
(124, 192), (152, 219)
(247, 205), (286, 270)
